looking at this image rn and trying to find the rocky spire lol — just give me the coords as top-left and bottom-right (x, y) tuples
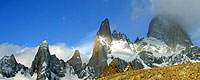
(97, 18), (112, 43)
(112, 29), (126, 40)
(0, 55), (18, 77)
(30, 40), (73, 80)
(147, 16), (193, 50)
(0, 55), (29, 78)
(30, 40), (51, 80)
(88, 18), (112, 77)
(134, 37), (140, 43)
(67, 50), (83, 77)
(112, 29), (118, 39)
(40, 40), (49, 49)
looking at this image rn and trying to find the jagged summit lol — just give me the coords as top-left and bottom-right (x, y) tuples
(10, 54), (17, 63)
(67, 50), (83, 78)
(134, 37), (140, 43)
(40, 40), (48, 49)
(88, 18), (112, 77)
(67, 50), (82, 68)
(30, 40), (51, 79)
(147, 16), (193, 49)
(42, 40), (48, 44)
(30, 40), (75, 80)
(2, 17), (200, 80)
(97, 18), (112, 43)
(112, 29), (128, 41)
(72, 50), (81, 58)
(0, 55), (29, 78)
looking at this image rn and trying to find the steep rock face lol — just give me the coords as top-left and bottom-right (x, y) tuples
(30, 40), (51, 80)
(79, 65), (95, 79)
(88, 18), (112, 77)
(112, 29), (128, 41)
(98, 18), (112, 43)
(67, 50), (82, 77)
(112, 58), (128, 70)
(147, 16), (193, 50)
(30, 40), (71, 80)
(186, 46), (200, 60)
(49, 55), (66, 77)
(0, 55), (29, 78)
(112, 29), (132, 49)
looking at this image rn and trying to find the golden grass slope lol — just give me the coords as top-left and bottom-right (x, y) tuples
(98, 62), (123, 78)
(98, 62), (200, 80)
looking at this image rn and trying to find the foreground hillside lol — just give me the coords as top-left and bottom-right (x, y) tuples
(98, 62), (200, 80)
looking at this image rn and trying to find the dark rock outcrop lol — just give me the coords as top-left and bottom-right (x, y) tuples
(132, 58), (144, 69)
(124, 62), (137, 71)
(98, 18), (112, 43)
(0, 55), (29, 78)
(30, 40), (71, 80)
(30, 40), (51, 80)
(112, 58), (128, 70)
(112, 29), (128, 41)
(67, 50), (83, 78)
(134, 37), (140, 43)
(131, 47), (200, 69)
(112, 29), (132, 49)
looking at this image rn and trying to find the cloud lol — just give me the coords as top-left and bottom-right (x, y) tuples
(149, 0), (200, 44)
(0, 42), (91, 68)
(131, 0), (200, 45)
(72, 42), (93, 63)
(71, 30), (97, 63)
(0, 43), (38, 67)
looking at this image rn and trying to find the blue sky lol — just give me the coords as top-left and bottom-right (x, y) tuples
(0, 0), (200, 67)
(0, 0), (152, 47)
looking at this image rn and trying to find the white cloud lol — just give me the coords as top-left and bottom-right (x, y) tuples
(131, 0), (200, 45)
(49, 43), (74, 61)
(149, 0), (200, 44)
(72, 42), (93, 63)
(71, 30), (97, 63)
(0, 42), (92, 68)
(0, 43), (38, 67)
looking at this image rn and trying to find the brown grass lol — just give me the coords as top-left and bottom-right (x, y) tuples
(98, 62), (200, 80)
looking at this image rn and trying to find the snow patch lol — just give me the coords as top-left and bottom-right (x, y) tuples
(0, 70), (37, 80)
(133, 37), (172, 54)
(109, 40), (136, 62)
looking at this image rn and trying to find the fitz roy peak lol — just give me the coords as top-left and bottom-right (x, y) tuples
(1, 17), (200, 80)
(147, 16), (193, 50)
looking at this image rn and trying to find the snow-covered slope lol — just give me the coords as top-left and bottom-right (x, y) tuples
(108, 40), (136, 63)
(108, 36), (199, 69)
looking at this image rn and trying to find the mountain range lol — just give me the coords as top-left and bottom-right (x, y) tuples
(0, 16), (200, 80)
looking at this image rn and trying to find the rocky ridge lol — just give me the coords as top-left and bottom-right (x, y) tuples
(0, 16), (200, 80)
